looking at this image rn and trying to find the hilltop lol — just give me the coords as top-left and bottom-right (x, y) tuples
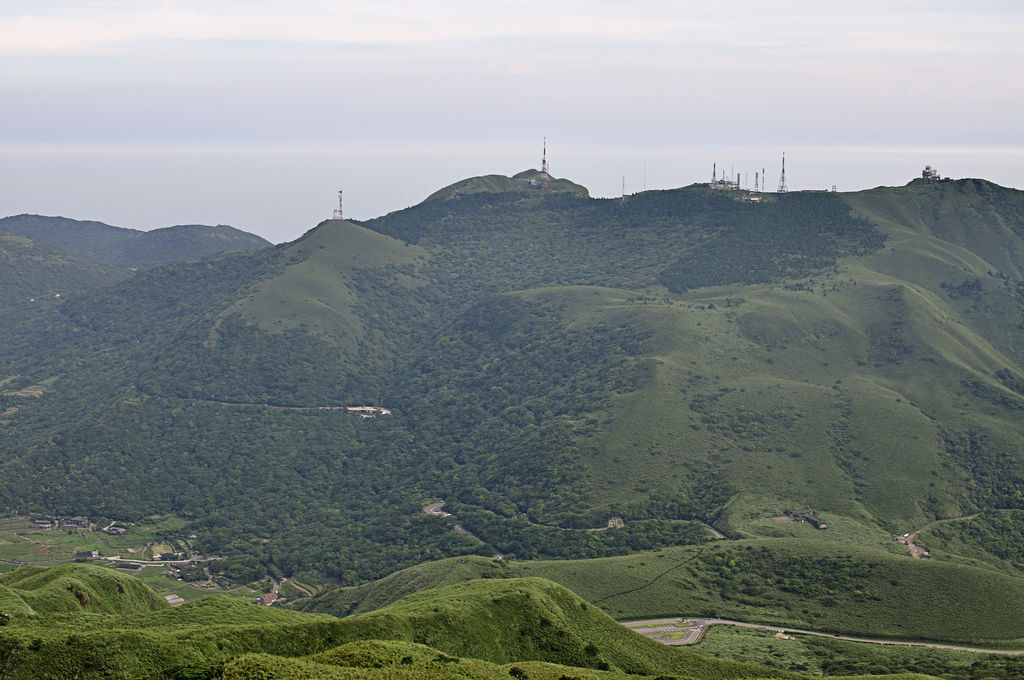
(423, 169), (590, 202)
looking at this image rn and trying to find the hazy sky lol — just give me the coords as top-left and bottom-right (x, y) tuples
(2, 1), (1023, 242)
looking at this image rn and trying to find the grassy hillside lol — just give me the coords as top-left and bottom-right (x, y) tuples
(0, 563), (168, 615)
(298, 538), (1024, 647)
(524, 540), (1024, 646)
(292, 556), (515, 617)
(221, 652), (930, 680)
(0, 566), (800, 680)
(914, 509), (1024, 575)
(339, 577), (782, 677)
(845, 179), (1024, 280)
(696, 624), (1024, 679)
(0, 213), (271, 268)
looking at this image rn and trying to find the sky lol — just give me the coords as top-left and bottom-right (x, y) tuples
(2, 1), (1023, 243)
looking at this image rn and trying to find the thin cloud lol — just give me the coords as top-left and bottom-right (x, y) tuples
(2, 1), (1021, 64)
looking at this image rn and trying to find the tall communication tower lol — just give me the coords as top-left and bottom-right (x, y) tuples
(539, 138), (550, 190)
(777, 153), (788, 194)
(333, 190), (344, 220)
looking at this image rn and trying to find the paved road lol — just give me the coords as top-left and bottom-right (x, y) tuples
(423, 502), (452, 518)
(622, 617), (1024, 655)
(622, 617), (710, 645)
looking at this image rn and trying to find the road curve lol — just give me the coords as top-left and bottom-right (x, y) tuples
(622, 617), (1024, 655)
(423, 502), (452, 518)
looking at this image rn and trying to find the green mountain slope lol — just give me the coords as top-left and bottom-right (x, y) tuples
(0, 213), (272, 268)
(0, 566), (796, 680)
(0, 231), (128, 304)
(337, 577), (782, 677)
(0, 563), (168, 616)
(298, 537), (1024, 647)
(0, 232), (131, 418)
(291, 555), (513, 618)
(0, 172), (1023, 596)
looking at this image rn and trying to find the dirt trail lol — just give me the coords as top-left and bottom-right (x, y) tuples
(208, 399), (347, 411)
(422, 502), (497, 554)
(897, 514), (978, 559)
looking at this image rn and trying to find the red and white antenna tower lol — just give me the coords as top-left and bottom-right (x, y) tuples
(777, 153), (788, 194)
(540, 138), (550, 189)
(333, 190), (343, 220)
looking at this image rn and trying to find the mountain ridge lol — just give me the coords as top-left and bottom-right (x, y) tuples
(1, 173), (1023, 592)
(0, 213), (272, 268)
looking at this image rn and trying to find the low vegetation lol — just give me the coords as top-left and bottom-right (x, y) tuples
(697, 625), (1024, 680)
(302, 539), (1024, 647)
(0, 565), (793, 680)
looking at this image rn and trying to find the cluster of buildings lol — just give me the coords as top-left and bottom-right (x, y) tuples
(30, 515), (134, 535)
(346, 406), (392, 419)
(32, 516), (89, 530)
(784, 508), (828, 529)
(922, 165), (943, 183)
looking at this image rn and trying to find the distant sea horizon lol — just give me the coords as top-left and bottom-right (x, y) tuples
(2, 142), (1021, 244)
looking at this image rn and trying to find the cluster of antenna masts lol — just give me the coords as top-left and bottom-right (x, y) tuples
(330, 146), (809, 217)
(710, 153), (787, 193)
(332, 190), (343, 220)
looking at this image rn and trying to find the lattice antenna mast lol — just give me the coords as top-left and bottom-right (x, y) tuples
(333, 190), (344, 220)
(777, 153), (788, 194)
(539, 137), (550, 190)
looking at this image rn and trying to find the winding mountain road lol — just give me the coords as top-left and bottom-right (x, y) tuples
(623, 617), (1024, 655)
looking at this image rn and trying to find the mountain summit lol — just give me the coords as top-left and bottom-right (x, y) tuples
(423, 169), (589, 202)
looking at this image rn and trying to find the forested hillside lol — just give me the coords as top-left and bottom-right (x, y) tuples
(1, 172), (1023, 592)
(0, 231), (129, 307)
(0, 214), (271, 268)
